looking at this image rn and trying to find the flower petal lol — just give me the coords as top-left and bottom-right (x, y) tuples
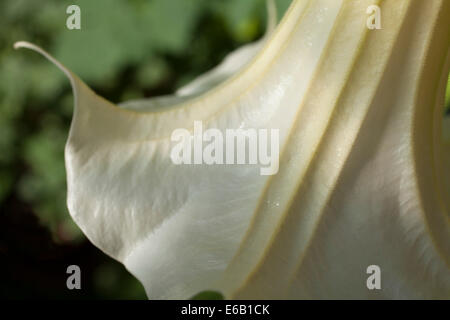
(15, 0), (450, 300)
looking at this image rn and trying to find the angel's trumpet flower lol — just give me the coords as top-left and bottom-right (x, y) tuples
(15, 0), (450, 299)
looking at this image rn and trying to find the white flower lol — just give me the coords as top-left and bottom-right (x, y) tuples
(15, 0), (450, 299)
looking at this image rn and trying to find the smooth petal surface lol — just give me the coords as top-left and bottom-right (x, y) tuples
(15, 0), (450, 299)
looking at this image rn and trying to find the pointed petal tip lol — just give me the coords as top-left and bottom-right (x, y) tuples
(13, 41), (74, 81)
(14, 41), (32, 50)
(12, 40), (90, 109)
(13, 41), (49, 55)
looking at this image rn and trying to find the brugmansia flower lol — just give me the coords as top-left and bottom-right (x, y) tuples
(15, 0), (450, 299)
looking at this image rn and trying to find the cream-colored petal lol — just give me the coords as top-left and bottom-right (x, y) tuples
(216, 0), (450, 299)
(15, 0), (450, 300)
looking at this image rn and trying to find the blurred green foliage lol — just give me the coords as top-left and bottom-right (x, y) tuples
(0, 0), (292, 299)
